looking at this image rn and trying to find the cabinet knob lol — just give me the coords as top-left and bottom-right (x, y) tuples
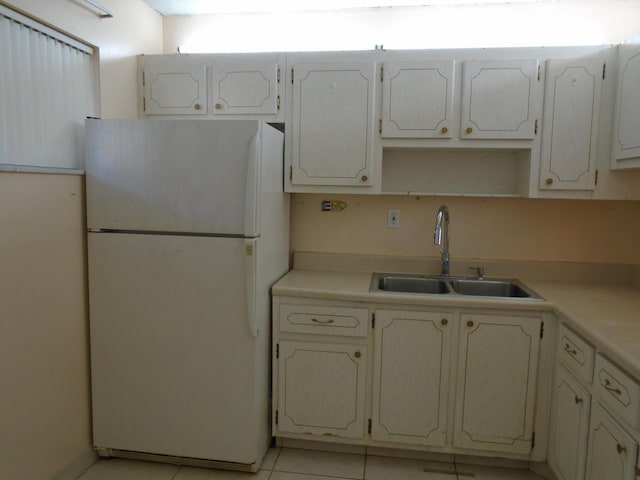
(194, 103), (201, 110)
(354, 351), (362, 358)
(215, 103), (222, 110)
(546, 178), (553, 185)
(617, 443), (626, 454)
(467, 320), (474, 327)
(441, 127), (448, 134)
(361, 175), (368, 182)
(465, 127), (473, 134)
(441, 318), (448, 326)
(574, 395), (583, 405)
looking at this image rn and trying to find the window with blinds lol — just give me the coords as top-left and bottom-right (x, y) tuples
(0, 5), (99, 171)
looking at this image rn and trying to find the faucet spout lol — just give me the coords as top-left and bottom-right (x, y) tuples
(433, 205), (450, 276)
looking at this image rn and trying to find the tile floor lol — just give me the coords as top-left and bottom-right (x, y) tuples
(76, 447), (549, 480)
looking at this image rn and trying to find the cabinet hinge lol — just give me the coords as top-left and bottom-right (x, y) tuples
(595, 169), (599, 186)
(276, 343), (279, 359)
(277, 95), (281, 110)
(142, 71), (145, 86)
(291, 68), (294, 84)
(531, 431), (536, 448)
(372, 313), (375, 329)
(143, 97), (146, 112)
(289, 165), (293, 181)
(368, 418), (372, 434)
(537, 65), (541, 81)
(534, 119), (539, 135)
(380, 66), (384, 82)
(379, 119), (382, 135)
(275, 409), (279, 425)
(540, 322), (544, 339)
(277, 68), (281, 83)
(602, 63), (606, 80)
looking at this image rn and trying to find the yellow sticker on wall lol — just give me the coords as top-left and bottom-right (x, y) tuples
(321, 200), (347, 212)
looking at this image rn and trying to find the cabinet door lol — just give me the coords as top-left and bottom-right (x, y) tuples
(211, 63), (279, 115)
(539, 58), (603, 190)
(291, 62), (376, 187)
(381, 61), (455, 139)
(461, 60), (539, 139)
(611, 44), (640, 166)
(453, 313), (541, 454)
(548, 366), (591, 480)
(277, 341), (367, 439)
(371, 310), (452, 446)
(585, 403), (639, 480)
(143, 64), (207, 115)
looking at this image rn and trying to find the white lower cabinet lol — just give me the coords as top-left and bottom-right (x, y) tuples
(371, 309), (452, 446)
(276, 340), (367, 439)
(585, 403), (639, 480)
(548, 366), (591, 480)
(453, 313), (542, 454)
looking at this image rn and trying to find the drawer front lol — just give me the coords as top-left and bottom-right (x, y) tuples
(279, 304), (369, 337)
(558, 324), (595, 384)
(594, 354), (640, 430)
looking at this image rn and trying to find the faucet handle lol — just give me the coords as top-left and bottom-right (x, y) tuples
(469, 266), (485, 280)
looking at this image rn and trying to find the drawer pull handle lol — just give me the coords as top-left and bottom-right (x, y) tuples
(311, 318), (335, 325)
(617, 443), (626, 455)
(574, 396), (583, 405)
(564, 343), (578, 355)
(604, 379), (622, 395)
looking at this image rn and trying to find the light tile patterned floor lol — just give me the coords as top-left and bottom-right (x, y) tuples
(77, 447), (549, 480)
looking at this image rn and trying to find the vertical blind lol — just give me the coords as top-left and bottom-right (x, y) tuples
(0, 5), (98, 170)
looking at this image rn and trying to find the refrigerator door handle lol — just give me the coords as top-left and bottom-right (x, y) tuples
(244, 132), (261, 237)
(244, 238), (258, 338)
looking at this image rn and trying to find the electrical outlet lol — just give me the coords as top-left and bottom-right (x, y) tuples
(388, 209), (400, 228)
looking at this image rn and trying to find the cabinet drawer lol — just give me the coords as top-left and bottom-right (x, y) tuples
(279, 304), (369, 337)
(594, 354), (640, 430)
(558, 324), (595, 384)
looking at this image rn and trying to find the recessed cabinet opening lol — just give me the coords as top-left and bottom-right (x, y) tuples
(381, 148), (531, 197)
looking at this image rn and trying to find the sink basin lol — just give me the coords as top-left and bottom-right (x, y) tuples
(374, 274), (450, 294)
(371, 273), (542, 300)
(449, 278), (539, 298)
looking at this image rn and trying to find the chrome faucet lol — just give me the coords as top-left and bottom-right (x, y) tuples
(433, 205), (450, 276)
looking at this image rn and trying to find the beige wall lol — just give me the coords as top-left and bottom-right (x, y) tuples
(0, 1), (161, 478)
(292, 194), (640, 265)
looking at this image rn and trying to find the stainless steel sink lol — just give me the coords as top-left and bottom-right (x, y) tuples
(375, 274), (450, 294)
(449, 278), (539, 298)
(370, 273), (542, 300)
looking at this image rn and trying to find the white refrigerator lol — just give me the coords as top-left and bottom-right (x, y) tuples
(85, 119), (289, 471)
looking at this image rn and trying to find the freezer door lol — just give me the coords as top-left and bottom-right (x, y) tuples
(88, 232), (270, 463)
(85, 119), (265, 236)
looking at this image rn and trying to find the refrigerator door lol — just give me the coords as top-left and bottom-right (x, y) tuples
(88, 232), (269, 464)
(85, 119), (264, 236)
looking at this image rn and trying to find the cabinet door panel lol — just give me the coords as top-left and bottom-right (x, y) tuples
(454, 313), (541, 454)
(211, 63), (279, 115)
(277, 341), (366, 439)
(548, 366), (591, 480)
(612, 45), (640, 166)
(461, 60), (538, 139)
(371, 310), (452, 446)
(382, 61), (455, 138)
(291, 62), (376, 186)
(540, 58), (602, 190)
(143, 64), (207, 115)
(585, 403), (638, 480)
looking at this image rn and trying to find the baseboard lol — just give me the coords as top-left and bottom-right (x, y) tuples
(53, 448), (98, 480)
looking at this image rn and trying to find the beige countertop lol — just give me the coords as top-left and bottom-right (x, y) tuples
(273, 254), (640, 380)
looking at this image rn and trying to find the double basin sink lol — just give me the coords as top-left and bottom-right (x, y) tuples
(371, 273), (542, 300)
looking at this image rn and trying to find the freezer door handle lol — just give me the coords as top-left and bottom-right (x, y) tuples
(244, 238), (258, 338)
(244, 132), (261, 237)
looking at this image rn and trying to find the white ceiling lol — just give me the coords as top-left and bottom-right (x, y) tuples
(142, 0), (555, 15)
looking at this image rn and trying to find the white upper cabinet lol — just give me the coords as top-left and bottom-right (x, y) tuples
(611, 44), (640, 168)
(461, 59), (539, 140)
(381, 61), (455, 139)
(539, 58), (603, 190)
(289, 61), (377, 189)
(143, 63), (207, 115)
(211, 63), (280, 115)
